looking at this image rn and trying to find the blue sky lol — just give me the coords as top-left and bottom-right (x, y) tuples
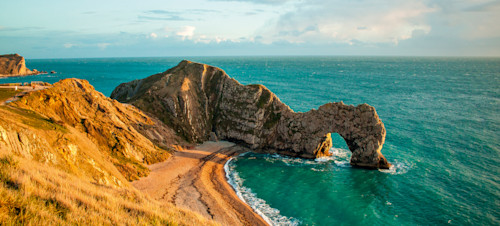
(0, 0), (499, 58)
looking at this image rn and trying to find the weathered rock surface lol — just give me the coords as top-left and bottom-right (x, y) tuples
(112, 60), (390, 169)
(0, 53), (38, 77)
(7, 78), (183, 180)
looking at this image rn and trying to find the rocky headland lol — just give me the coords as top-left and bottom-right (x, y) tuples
(0, 78), (264, 225)
(112, 60), (390, 169)
(0, 54), (40, 77)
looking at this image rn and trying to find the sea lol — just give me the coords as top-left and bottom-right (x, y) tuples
(2, 56), (499, 225)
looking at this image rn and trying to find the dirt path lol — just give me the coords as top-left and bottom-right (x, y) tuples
(132, 141), (268, 226)
(0, 86), (49, 105)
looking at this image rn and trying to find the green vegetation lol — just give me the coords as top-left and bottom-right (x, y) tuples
(0, 106), (67, 133)
(110, 151), (150, 181)
(0, 88), (22, 102)
(264, 111), (281, 129)
(257, 90), (271, 109)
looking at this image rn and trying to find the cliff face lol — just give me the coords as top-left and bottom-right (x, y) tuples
(0, 54), (37, 77)
(112, 60), (390, 169)
(0, 79), (215, 225)
(3, 78), (183, 182)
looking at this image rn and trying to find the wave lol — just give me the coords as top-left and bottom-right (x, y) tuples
(224, 157), (300, 226)
(325, 147), (351, 167)
(257, 147), (351, 168)
(224, 149), (409, 224)
(379, 159), (413, 175)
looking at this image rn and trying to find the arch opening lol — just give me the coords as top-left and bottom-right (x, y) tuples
(330, 132), (349, 151)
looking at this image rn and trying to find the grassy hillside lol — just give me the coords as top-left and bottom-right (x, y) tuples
(0, 79), (215, 225)
(0, 154), (214, 225)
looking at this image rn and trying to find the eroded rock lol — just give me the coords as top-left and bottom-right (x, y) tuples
(112, 60), (390, 169)
(0, 53), (38, 77)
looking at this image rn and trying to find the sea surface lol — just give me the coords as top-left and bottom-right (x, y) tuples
(2, 56), (499, 225)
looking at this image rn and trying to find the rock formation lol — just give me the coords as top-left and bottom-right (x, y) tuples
(0, 54), (39, 77)
(0, 80), (217, 225)
(7, 78), (183, 181)
(112, 60), (390, 169)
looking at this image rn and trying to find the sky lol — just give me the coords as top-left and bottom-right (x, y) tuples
(0, 0), (499, 58)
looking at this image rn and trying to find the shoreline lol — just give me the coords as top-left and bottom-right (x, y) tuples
(132, 141), (268, 226)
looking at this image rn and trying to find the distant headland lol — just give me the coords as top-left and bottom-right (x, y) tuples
(0, 54), (48, 78)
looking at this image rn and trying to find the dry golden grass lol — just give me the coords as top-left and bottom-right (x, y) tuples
(0, 79), (220, 225)
(0, 154), (217, 225)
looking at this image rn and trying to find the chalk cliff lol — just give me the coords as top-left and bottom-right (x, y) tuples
(112, 60), (390, 169)
(0, 54), (38, 77)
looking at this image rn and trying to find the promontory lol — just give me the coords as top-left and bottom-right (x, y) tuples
(0, 53), (39, 77)
(112, 60), (390, 169)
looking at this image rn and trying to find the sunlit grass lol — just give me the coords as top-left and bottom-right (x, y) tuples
(0, 154), (217, 225)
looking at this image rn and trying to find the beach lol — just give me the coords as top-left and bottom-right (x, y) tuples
(132, 141), (268, 226)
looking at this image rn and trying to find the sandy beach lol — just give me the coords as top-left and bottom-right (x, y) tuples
(132, 141), (268, 226)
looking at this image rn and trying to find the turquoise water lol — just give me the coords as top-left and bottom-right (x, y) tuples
(2, 56), (499, 225)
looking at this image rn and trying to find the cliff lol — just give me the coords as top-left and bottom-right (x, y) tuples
(3, 78), (183, 182)
(0, 54), (38, 77)
(0, 79), (215, 225)
(112, 60), (390, 169)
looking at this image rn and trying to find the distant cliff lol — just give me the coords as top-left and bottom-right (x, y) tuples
(0, 54), (38, 77)
(111, 60), (390, 169)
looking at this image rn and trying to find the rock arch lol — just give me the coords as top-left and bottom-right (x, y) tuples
(272, 102), (390, 169)
(111, 60), (391, 169)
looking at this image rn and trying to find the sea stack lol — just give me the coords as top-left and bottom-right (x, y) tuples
(111, 60), (391, 169)
(0, 53), (38, 77)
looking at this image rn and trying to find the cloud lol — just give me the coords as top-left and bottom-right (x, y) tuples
(0, 26), (45, 32)
(97, 43), (111, 49)
(139, 10), (190, 21)
(257, 0), (436, 45)
(176, 26), (196, 40)
(209, 0), (294, 5)
(148, 32), (158, 39)
(463, 0), (500, 12)
(138, 9), (222, 22)
(63, 43), (75, 48)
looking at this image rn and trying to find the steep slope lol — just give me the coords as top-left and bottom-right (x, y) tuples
(5, 78), (183, 181)
(112, 60), (390, 169)
(0, 79), (216, 225)
(0, 54), (38, 77)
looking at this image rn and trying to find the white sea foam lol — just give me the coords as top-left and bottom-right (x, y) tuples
(256, 147), (352, 169)
(328, 147), (351, 167)
(224, 156), (300, 226)
(379, 159), (413, 175)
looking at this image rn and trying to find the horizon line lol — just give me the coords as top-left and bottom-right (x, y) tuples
(23, 54), (500, 60)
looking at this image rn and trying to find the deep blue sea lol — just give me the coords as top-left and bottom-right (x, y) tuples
(2, 56), (499, 225)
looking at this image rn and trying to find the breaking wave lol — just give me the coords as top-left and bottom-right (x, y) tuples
(225, 155), (300, 226)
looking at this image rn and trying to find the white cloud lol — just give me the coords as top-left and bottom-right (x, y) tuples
(257, 0), (436, 45)
(148, 32), (158, 39)
(176, 26), (196, 40)
(63, 43), (75, 48)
